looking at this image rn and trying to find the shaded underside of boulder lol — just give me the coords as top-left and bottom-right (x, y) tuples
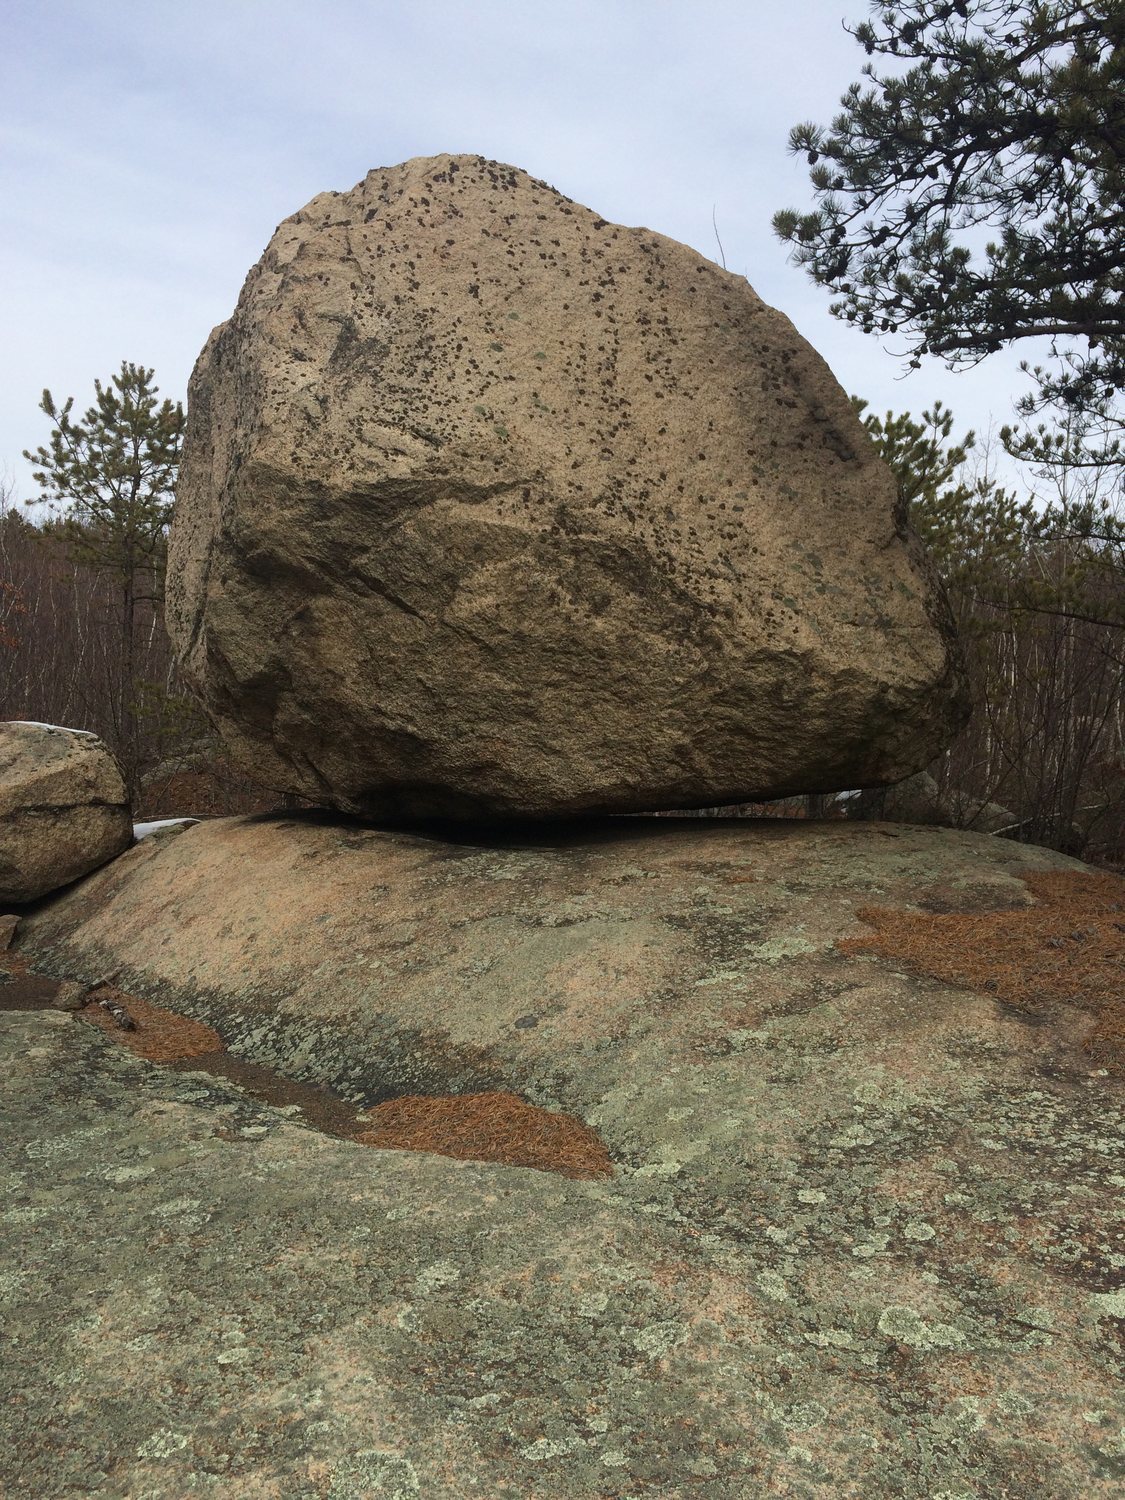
(0, 721), (131, 903)
(168, 152), (967, 821)
(10, 816), (1123, 1495)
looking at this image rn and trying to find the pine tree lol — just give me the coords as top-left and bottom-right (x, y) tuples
(774, 1), (1124, 468)
(24, 361), (184, 790)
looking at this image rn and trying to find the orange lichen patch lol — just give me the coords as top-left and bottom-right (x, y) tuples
(356, 1090), (616, 1180)
(79, 988), (225, 1063)
(840, 869), (1125, 1069)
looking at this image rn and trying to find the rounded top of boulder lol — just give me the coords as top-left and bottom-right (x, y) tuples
(193, 152), (876, 512)
(169, 154), (966, 822)
(0, 721), (125, 816)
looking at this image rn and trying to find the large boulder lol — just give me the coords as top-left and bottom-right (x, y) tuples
(0, 722), (132, 902)
(169, 153), (967, 821)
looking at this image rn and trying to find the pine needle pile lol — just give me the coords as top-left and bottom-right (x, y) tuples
(81, 989), (224, 1062)
(841, 870), (1125, 1070)
(358, 1090), (616, 1179)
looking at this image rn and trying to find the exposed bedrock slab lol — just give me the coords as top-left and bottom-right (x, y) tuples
(0, 720), (131, 903)
(168, 152), (967, 820)
(17, 815), (1099, 1123)
(10, 817), (1125, 1496)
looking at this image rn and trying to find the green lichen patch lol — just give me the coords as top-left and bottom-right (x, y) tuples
(9, 819), (1125, 1494)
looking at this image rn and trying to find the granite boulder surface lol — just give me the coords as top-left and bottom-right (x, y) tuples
(168, 153), (967, 821)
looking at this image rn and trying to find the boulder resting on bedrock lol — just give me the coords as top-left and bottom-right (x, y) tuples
(168, 152), (967, 820)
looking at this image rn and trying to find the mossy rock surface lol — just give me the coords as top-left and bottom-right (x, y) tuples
(7, 816), (1124, 1496)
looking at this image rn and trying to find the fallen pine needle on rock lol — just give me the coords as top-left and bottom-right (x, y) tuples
(839, 869), (1125, 1071)
(357, 1090), (615, 1179)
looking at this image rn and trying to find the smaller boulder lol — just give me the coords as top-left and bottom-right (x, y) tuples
(0, 723), (132, 903)
(849, 777), (1023, 838)
(944, 792), (1017, 836)
(849, 771), (944, 824)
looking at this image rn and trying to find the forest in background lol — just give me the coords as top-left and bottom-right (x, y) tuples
(0, 486), (272, 819)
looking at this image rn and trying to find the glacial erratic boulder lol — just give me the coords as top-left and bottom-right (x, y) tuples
(169, 153), (967, 821)
(0, 722), (132, 902)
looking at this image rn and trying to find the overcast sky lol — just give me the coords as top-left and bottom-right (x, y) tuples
(3, 0), (1039, 504)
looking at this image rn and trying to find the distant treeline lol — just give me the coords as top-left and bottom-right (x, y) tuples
(0, 496), (268, 817)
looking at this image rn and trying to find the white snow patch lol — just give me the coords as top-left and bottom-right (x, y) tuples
(133, 818), (199, 841)
(6, 720), (96, 738)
